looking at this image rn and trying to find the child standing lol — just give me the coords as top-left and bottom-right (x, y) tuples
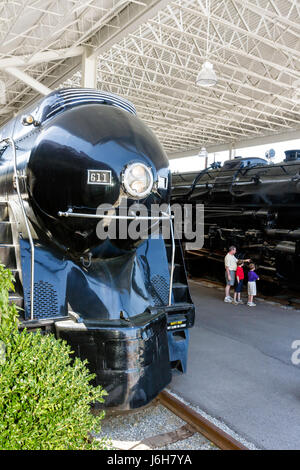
(247, 263), (259, 307)
(233, 260), (244, 305)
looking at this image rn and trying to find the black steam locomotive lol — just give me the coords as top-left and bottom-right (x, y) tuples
(171, 150), (300, 291)
(0, 88), (194, 409)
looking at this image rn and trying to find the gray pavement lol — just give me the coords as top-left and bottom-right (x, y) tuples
(168, 280), (300, 449)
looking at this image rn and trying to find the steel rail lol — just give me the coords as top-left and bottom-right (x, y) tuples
(159, 390), (247, 450)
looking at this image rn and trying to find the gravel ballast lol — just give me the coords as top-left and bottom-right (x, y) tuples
(97, 402), (218, 450)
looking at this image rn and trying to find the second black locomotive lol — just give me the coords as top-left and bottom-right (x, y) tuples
(172, 150), (300, 290)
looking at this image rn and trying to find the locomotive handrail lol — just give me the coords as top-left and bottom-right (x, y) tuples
(58, 210), (174, 221)
(58, 208), (176, 307)
(1, 137), (35, 320)
(167, 207), (175, 307)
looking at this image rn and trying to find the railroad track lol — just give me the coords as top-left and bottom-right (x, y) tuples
(101, 390), (248, 450)
(158, 390), (247, 451)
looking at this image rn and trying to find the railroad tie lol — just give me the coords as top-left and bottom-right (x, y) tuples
(111, 424), (196, 450)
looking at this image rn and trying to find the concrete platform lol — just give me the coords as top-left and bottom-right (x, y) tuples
(168, 280), (300, 450)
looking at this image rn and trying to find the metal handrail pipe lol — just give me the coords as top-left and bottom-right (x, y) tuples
(2, 137), (35, 320)
(58, 211), (174, 221)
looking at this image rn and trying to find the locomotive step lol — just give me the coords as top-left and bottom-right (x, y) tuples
(0, 244), (17, 269)
(172, 282), (189, 288)
(9, 293), (23, 309)
(0, 202), (9, 222)
(169, 263), (186, 283)
(165, 244), (182, 261)
(169, 262), (181, 269)
(8, 269), (21, 293)
(165, 301), (194, 311)
(172, 282), (189, 303)
(165, 242), (181, 249)
(0, 221), (13, 244)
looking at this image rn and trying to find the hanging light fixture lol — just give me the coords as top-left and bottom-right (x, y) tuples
(198, 128), (208, 160)
(198, 147), (208, 158)
(196, 61), (217, 87)
(196, 0), (217, 87)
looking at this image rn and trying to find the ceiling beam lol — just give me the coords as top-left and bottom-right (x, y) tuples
(106, 44), (300, 124)
(5, 67), (52, 96)
(100, 54), (296, 129)
(88, 0), (173, 58)
(0, 46), (84, 69)
(128, 33), (299, 105)
(176, 2), (300, 61)
(0, 0), (172, 120)
(234, 0), (300, 33)
(97, 70), (291, 134)
(149, 19), (300, 79)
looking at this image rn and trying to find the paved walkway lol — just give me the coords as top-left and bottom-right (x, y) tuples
(169, 280), (300, 449)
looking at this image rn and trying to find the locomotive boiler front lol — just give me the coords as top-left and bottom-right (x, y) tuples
(0, 89), (195, 411)
(27, 101), (170, 255)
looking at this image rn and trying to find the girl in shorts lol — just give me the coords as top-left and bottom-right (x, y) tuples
(233, 260), (244, 305)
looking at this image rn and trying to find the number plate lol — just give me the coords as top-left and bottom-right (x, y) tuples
(87, 169), (112, 185)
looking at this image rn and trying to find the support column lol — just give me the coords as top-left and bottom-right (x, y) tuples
(81, 47), (97, 89)
(205, 155), (208, 169)
(229, 142), (236, 160)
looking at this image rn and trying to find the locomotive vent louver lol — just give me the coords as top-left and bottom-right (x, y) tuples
(26, 280), (60, 319)
(45, 88), (137, 121)
(150, 275), (169, 306)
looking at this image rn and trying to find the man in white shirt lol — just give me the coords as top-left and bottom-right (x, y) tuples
(224, 246), (250, 303)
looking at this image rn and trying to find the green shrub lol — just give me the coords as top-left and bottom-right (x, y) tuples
(0, 264), (108, 450)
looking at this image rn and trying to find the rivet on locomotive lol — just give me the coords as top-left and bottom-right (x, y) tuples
(0, 88), (195, 409)
(171, 151), (300, 292)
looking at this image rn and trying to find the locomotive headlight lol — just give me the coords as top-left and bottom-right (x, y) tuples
(123, 163), (153, 198)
